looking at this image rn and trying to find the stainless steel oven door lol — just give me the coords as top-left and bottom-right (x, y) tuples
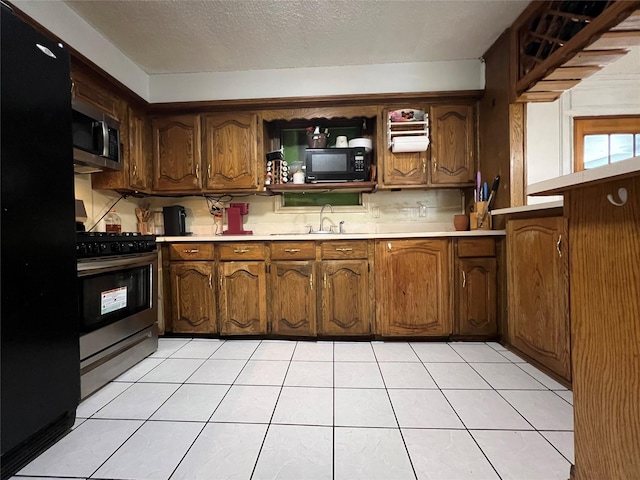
(77, 251), (158, 364)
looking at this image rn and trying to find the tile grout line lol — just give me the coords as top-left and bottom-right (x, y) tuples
(248, 339), (297, 480)
(373, 342), (419, 480)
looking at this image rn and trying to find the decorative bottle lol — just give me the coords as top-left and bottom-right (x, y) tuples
(104, 209), (122, 233)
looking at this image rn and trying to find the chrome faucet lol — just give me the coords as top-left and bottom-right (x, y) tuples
(319, 204), (334, 232)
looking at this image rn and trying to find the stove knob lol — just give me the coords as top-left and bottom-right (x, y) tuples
(99, 243), (108, 253)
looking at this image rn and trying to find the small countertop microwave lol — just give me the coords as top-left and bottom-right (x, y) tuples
(305, 147), (370, 183)
(72, 98), (121, 173)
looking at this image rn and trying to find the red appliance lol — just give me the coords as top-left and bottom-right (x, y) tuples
(223, 203), (253, 235)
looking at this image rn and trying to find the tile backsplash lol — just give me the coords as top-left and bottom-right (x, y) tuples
(76, 174), (465, 235)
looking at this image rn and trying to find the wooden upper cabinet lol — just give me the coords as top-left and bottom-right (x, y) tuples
(152, 115), (202, 192)
(507, 216), (570, 380)
(381, 107), (428, 187)
(203, 112), (260, 191)
(375, 239), (451, 336)
(71, 70), (123, 121)
(127, 106), (150, 191)
(429, 104), (475, 185)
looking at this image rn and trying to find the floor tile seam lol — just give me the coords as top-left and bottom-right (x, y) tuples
(83, 414), (149, 479)
(370, 345), (419, 480)
(248, 344), (296, 480)
(551, 389), (574, 406)
(484, 341), (508, 352)
(513, 361), (568, 392)
(192, 348), (255, 392)
(539, 430), (576, 463)
(464, 426), (504, 479)
(491, 389), (546, 431)
(466, 360), (545, 392)
(82, 381), (138, 419)
(166, 419), (209, 480)
(167, 338), (227, 360)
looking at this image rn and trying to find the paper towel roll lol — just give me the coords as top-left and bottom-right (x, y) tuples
(391, 136), (430, 153)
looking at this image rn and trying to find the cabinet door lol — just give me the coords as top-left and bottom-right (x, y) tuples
(320, 260), (370, 336)
(456, 258), (497, 336)
(71, 70), (122, 122)
(128, 106), (150, 191)
(170, 262), (216, 334)
(219, 261), (267, 335)
(152, 115), (202, 192)
(382, 108), (428, 187)
(507, 216), (570, 380)
(429, 104), (475, 185)
(376, 239), (451, 336)
(270, 262), (316, 336)
(203, 112), (259, 191)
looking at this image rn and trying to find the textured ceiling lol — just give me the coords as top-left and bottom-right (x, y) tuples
(63, 0), (530, 75)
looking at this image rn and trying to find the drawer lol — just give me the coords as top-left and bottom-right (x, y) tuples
(271, 241), (315, 260)
(169, 243), (215, 261)
(321, 240), (368, 259)
(457, 238), (496, 257)
(218, 242), (267, 261)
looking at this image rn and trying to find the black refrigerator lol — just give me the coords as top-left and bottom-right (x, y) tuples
(1, 6), (80, 479)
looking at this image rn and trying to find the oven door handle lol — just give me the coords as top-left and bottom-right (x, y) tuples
(77, 252), (157, 276)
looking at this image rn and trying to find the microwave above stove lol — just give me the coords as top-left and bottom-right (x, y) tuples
(305, 147), (370, 183)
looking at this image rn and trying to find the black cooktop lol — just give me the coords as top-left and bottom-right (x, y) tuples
(76, 232), (157, 258)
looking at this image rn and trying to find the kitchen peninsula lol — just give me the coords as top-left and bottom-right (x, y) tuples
(528, 157), (640, 480)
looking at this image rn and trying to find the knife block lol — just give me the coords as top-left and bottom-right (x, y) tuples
(470, 202), (492, 230)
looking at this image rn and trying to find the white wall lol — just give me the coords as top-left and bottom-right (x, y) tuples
(526, 46), (640, 204)
(16, 1), (484, 103)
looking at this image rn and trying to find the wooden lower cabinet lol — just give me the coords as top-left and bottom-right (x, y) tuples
(270, 261), (316, 336)
(170, 262), (217, 334)
(456, 258), (497, 336)
(319, 260), (371, 335)
(454, 238), (497, 337)
(375, 239), (451, 336)
(219, 261), (267, 335)
(506, 216), (570, 380)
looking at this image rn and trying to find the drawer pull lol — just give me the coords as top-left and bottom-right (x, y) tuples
(462, 271), (467, 288)
(323, 272), (327, 288)
(208, 274), (212, 289)
(335, 247), (353, 252)
(556, 235), (562, 258)
(219, 275), (223, 289)
(309, 273), (313, 289)
(607, 187), (628, 207)
(233, 248), (250, 254)
(183, 249), (200, 254)
(195, 163), (199, 179)
(284, 248), (301, 253)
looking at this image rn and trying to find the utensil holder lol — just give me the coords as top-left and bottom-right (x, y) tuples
(470, 202), (492, 230)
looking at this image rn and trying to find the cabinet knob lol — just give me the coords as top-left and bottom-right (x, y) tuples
(132, 162), (137, 177)
(195, 163), (200, 179)
(607, 187), (628, 207)
(207, 163), (211, 179)
(219, 275), (223, 289)
(387, 242), (392, 251)
(432, 158), (437, 173)
(309, 273), (313, 289)
(208, 274), (213, 289)
(462, 270), (467, 288)
(323, 272), (327, 288)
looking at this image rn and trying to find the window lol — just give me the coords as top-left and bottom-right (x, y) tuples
(574, 116), (640, 171)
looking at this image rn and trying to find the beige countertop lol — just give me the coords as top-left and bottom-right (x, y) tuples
(528, 156), (640, 196)
(158, 230), (506, 242)
(491, 200), (563, 216)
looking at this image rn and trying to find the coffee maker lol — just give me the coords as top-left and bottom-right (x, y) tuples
(223, 203), (253, 235)
(163, 205), (187, 236)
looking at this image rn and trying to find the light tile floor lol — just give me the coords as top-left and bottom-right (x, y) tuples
(12, 339), (574, 480)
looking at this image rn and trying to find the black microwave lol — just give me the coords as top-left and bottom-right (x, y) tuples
(305, 147), (370, 183)
(71, 98), (121, 173)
